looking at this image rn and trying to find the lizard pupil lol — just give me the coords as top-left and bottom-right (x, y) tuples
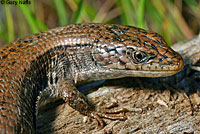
(133, 51), (148, 63)
(135, 52), (144, 61)
(136, 53), (143, 60)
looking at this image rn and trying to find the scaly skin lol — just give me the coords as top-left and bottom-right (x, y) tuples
(0, 23), (184, 133)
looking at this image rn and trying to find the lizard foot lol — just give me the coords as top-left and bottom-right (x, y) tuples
(88, 107), (128, 128)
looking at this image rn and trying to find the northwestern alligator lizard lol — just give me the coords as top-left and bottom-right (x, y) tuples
(0, 23), (184, 133)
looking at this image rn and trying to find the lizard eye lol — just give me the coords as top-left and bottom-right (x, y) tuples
(133, 51), (148, 63)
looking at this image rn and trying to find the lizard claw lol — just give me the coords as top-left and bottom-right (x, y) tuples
(88, 107), (128, 128)
(89, 112), (105, 129)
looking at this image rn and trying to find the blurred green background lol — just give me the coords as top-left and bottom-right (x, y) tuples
(0, 0), (199, 46)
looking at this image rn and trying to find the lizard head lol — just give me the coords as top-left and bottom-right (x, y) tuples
(92, 24), (184, 78)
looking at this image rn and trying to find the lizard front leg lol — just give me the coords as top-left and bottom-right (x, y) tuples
(57, 79), (127, 128)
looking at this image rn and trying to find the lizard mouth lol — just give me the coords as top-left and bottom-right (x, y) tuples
(125, 69), (182, 78)
(129, 60), (184, 78)
(115, 57), (185, 78)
